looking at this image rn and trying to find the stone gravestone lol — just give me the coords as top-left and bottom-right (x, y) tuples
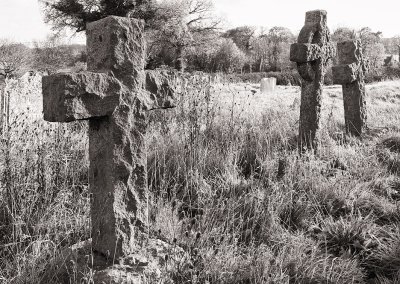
(290, 10), (336, 150)
(210, 73), (221, 85)
(260, 77), (276, 94)
(332, 40), (369, 136)
(42, 16), (174, 278)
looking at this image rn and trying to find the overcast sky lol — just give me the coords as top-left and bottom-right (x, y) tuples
(0, 0), (399, 44)
(0, 0), (51, 43)
(214, 0), (400, 37)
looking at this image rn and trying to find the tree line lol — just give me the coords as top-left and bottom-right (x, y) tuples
(0, 0), (398, 79)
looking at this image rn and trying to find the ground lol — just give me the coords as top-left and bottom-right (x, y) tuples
(1, 76), (400, 283)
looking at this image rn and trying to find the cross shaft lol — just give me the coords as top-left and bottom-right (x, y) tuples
(290, 10), (336, 151)
(333, 40), (369, 136)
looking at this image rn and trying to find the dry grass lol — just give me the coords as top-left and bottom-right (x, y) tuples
(2, 75), (400, 283)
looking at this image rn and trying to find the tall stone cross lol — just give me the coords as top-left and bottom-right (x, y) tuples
(42, 16), (173, 261)
(290, 10), (336, 150)
(332, 40), (369, 136)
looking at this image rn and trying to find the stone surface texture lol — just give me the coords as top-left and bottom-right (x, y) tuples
(86, 16), (148, 261)
(93, 238), (183, 284)
(39, 238), (183, 284)
(333, 40), (368, 136)
(43, 16), (152, 263)
(290, 10), (336, 150)
(42, 72), (122, 122)
(145, 70), (176, 110)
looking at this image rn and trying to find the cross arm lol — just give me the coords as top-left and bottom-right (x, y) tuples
(332, 63), (363, 84)
(290, 43), (321, 63)
(333, 40), (369, 85)
(290, 42), (336, 63)
(143, 70), (176, 111)
(43, 72), (122, 122)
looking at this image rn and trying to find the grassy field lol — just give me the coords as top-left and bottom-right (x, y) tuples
(2, 75), (400, 283)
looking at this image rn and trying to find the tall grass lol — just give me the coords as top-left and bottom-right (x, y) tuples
(2, 74), (400, 283)
(0, 76), (90, 283)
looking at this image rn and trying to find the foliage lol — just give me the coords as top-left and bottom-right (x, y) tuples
(364, 67), (400, 83)
(365, 42), (386, 72)
(223, 26), (295, 73)
(146, 0), (221, 70)
(31, 35), (85, 74)
(332, 26), (386, 74)
(358, 27), (382, 51)
(223, 26), (255, 52)
(184, 39), (219, 72)
(40, 0), (396, 76)
(332, 27), (356, 42)
(0, 40), (31, 78)
(0, 75), (89, 282)
(382, 36), (400, 55)
(263, 26), (295, 71)
(213, 38), (246, 73)
(41, 0), (156, 32)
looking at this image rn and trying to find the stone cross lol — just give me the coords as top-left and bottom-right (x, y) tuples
(332, 40), (369, 136)
(290, 10), (336, 150)
(42, 16), (173, 262)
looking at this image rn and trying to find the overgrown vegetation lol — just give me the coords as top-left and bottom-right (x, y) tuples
(2, 74), (400, 283)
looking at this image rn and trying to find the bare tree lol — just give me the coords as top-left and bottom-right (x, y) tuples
(332, 27), (356, 43)
(357, 27), (382, 49)
(31, 35), (76, 74)
(185, 0), (220, 33)
(0, 40), (30, 134)
(331, 27), (384, 71)
(265, 26), (294, 71)
(251, 35), (268, 72)
(0, 40), (30, 79)
(356, 27), (384, 72)
(147, 0), (221, 70)
(381, 35), (400, 56)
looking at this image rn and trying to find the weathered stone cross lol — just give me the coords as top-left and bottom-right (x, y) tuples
(332, 40), (369, 136)
(42, 16), (173, 262)
(290, 10), (336, 150)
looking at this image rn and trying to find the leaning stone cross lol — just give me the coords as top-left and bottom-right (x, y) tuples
(42, 16), (173, 262)
(333, 40), (369, 136)
(290, 10), (336, 150)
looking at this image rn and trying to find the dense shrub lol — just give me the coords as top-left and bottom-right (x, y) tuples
(365, 67), (400, 83)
